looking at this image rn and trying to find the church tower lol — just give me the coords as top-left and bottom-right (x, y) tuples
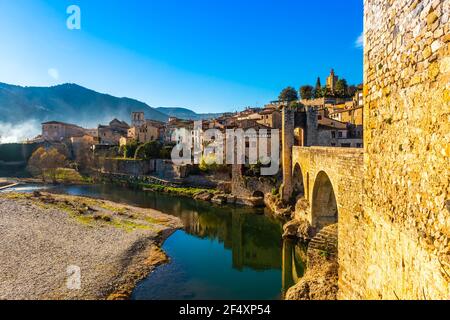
(131, 112), (145, 127)
(326, 69), (339, 93)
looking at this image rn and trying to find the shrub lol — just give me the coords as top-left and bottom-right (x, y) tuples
(134, 141), (163, 160)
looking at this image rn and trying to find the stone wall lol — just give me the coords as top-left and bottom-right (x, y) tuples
(231, 165), (279, 198)
(97, 158), (152, 176)
(351, 0), (449, 299)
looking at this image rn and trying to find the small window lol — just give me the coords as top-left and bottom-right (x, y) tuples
(338, 132), (343, 138)
(331, 131), (336, 139)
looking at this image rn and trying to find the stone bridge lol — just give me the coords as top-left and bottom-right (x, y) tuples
(288, 146), (364, 231)
(283, 146), (366, 298)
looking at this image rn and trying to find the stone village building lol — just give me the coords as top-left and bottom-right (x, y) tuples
(98, 119), (130, 145)
(41, 121), (87, 142)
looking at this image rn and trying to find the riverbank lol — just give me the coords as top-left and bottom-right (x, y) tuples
(0, 191), (182, 300)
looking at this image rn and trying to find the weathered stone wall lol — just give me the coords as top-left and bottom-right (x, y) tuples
(231, 165), (279, 198)
(352, 0), (450, 299)
(97, 158), (152, 176)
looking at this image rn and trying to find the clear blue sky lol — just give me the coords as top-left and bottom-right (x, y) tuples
(0, 0), (363, 113)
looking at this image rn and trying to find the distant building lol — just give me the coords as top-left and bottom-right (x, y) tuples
(42, 121), (86, 142)
(292, 106), (363, 148)
(127, 121), (161, 144)
(326, 69), (339, 93)
(257, 108), (282, 129)
(98, 119), (130, 145)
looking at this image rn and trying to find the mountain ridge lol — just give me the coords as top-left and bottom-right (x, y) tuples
(155, 107), (223, 121)
(0, 82), (168, 127)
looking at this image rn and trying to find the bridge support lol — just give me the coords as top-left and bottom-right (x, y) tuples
(282, 107), (295, 202)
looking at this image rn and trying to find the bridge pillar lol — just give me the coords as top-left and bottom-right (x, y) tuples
(282, 107), (295, 202)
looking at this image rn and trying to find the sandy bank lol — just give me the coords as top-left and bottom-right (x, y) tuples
(0, 192), (182, 300)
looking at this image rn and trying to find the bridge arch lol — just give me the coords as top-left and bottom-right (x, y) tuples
(292, 163), (305, 199)
(252, 190), (264, 198)
(311, 171), (338, 230)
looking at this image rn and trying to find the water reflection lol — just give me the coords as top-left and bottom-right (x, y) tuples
(5, 183), (306, 299)
(282, 240), (307, 295)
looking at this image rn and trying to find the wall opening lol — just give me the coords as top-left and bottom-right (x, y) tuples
(252, 191), (264, 198)
(312, 171), (338, 230)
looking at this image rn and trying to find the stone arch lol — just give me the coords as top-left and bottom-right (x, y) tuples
(311, 171), (338, 230)
(252, 190), (264, 198)
(292, 163), (305, 199)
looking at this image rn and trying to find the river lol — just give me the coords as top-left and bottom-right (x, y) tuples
(4, 183), (306, 300)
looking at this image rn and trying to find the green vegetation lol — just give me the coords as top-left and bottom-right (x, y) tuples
(199, 154), (228, 173)
(27, 147), (68, 183)
(53, 168), (93, 184)
(119, 140), (139, 159)
(141, 183), (216, 198)
(299, 85), (314, 100)
(118, 141), (171, 160)
(278, 86), (299, 102)
(134, 141), (163, 160)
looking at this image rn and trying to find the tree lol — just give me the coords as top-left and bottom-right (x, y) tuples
(299, 85), (314, 100)
(73, 136), (94, 172)
(335, 79), (349, 98)
(278, 86), (298, 102)
(27, 147), (67, 182)
(315, 77), (322, 91)
(119, 140), (139, 159)
(347, 85), (358, 98)
(134, 141), (162, 160)
(313, 77), (322, 98)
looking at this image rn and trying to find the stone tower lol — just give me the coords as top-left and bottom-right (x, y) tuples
(326, 69), (338, 92)
(131, 112), (145, 127)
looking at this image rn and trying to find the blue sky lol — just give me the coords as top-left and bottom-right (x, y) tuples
(0, 0), (363, 113)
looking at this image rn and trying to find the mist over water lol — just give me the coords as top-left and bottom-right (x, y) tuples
(0, 120), (41, 143)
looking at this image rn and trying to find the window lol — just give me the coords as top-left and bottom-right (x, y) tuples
(318, 115), (322, 120)
(338, 132), (343, 138)
(331, 131), (336, 139)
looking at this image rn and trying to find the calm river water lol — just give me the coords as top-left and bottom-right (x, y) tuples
(4, 183), (306, 300)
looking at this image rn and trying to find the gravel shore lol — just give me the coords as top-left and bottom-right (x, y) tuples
(0, 192), (182, 300)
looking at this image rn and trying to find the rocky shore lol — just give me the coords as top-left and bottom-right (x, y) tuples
(0, 191), (182, 300)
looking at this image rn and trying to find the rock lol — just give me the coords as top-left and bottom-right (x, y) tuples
(211, 195), (227, 205)
(285, 281), (310, 300)
(226, 195), (236, 205)
(32, 191), (42, 198)
(285, 250), (338, 301)
(235, 197), (265, 207)
(217, 182), (232, 194)
(282, 219), (316, 241)
(194, 191), (213, 202)
(275, 207), (293, 219)
(283, 220), (300, 238)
